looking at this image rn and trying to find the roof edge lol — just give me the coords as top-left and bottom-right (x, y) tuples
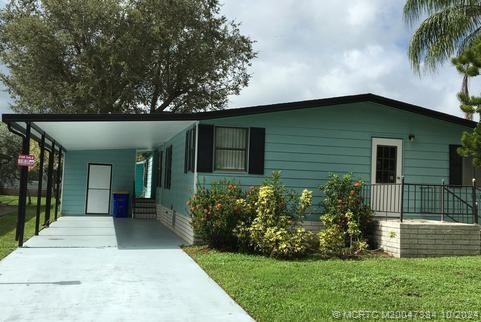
(1, 93), (476, 128)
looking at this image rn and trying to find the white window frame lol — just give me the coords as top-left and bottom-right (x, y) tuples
(213, 126), (250, 172)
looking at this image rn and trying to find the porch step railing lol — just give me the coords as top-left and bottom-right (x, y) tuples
(360, 178), (479, 224)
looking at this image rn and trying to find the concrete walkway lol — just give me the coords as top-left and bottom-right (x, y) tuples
(0, 216), (253, 322)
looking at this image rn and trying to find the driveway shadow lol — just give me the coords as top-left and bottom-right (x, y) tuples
(113, 218), (183, 250)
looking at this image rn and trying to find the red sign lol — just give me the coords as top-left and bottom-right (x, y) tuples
(17, 154), (36, 168)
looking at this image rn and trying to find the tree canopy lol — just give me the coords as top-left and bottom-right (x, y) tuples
(0, 123), (20, 186)
(404, 0), (481, 73)
(0, 0), (256, 114)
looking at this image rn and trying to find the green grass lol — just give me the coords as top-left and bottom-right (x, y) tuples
(0, 195), (57, 260)
(184, 246), (481, 321)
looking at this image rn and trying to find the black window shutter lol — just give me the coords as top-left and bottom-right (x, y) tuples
(197, 124), (214, 173)
(449, 144), (463, 185)
(158, 150), (163, 188)
(248, 127), (265, 175)
(165, 146), (172, 189)
(190, 126), (196, 171)
(184, 131), (189, 173)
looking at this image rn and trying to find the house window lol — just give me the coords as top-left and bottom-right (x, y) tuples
(214, 127), (249, 171)
(450, 144), (481, 185)
(164, 145), (172, 189)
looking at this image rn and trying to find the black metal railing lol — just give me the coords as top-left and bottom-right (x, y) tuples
(361, 178), (479, 224)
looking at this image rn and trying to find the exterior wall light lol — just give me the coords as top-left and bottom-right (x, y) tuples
(408, 134), (415, 142)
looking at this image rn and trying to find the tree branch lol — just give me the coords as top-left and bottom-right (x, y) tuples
(153, 93), (177, 113)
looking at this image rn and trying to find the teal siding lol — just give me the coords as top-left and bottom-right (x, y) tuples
(62, 149), (136, 215)
(197, 102), (471, 219)
(156, 127), (195, 217)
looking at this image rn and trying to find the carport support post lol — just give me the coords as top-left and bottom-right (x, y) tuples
(54, 150), (62, 221)
(16, 122), (31, 247)
(35, 134), (45, 235)
(44, 141), (55, 227)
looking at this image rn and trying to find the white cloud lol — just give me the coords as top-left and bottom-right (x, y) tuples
(222, 0), (468, 118)
(346, 1), (378, 26)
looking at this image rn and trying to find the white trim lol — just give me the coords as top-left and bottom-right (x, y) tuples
(162, 121), (197, 148)
(60, 151), (66, 215)
(371, 138), (403, 184)
(193, 121), (199, 193)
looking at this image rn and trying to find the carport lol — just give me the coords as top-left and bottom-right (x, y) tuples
(2, 113), (199, 246)
(0, 113), (253, 322)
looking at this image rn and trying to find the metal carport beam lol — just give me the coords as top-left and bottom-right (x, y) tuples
(7, 121), (65, 153)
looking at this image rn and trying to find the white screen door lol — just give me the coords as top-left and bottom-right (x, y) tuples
(86, 164), (112, 214)
(371, 138), (403, 214)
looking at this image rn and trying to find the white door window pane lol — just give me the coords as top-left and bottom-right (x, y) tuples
(86, 190), (110, 214)
(88, 165), (112, 189)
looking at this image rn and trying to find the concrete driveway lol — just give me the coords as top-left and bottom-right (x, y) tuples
(0, 216), (253, 322)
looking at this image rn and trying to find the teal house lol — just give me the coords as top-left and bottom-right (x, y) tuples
(2, 94), (478, 244)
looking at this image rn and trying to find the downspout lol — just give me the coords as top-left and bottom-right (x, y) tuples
(193, 121), (199, 194)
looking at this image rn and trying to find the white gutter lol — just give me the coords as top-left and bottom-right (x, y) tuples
(60, 151), (66, 214)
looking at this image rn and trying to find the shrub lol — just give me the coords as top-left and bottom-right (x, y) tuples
(236, 171), (316, 259)
(189, 180), (255, 250)
(318, 173), (374, 258)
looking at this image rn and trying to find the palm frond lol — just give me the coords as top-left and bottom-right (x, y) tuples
(457, 25), (481, 53)
(403, 0), (480, 25)
(408, 4), (481, 71)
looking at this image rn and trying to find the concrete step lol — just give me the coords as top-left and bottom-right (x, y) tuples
(135, 204), (156, 208)
(134, 209), (156, 214)
(135, 198), (155, 203)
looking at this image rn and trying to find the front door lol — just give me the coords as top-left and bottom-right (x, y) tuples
(86, 163), (112, 215)
(371, 138), (403, 214)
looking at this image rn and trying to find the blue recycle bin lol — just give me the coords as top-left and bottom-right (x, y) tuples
(112, 192), (129, 218)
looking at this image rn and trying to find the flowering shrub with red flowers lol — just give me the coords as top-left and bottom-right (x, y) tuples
(319, 173), (374, 258)
(189, 180), (257, 250)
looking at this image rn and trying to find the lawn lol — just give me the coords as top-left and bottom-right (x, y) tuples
(184, 246), (481, 321)
(0, 195), (56, 260)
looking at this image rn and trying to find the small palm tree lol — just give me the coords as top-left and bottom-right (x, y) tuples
(404, 0), (481, 72)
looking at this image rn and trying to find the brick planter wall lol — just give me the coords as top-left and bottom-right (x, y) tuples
(374, 220), (481, 258)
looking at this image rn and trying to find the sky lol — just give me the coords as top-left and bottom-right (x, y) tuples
(220, 0), (467, 118)
(0, 0), (471, 117)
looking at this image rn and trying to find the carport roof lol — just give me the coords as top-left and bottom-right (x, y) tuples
(2, 93), (476, 151)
